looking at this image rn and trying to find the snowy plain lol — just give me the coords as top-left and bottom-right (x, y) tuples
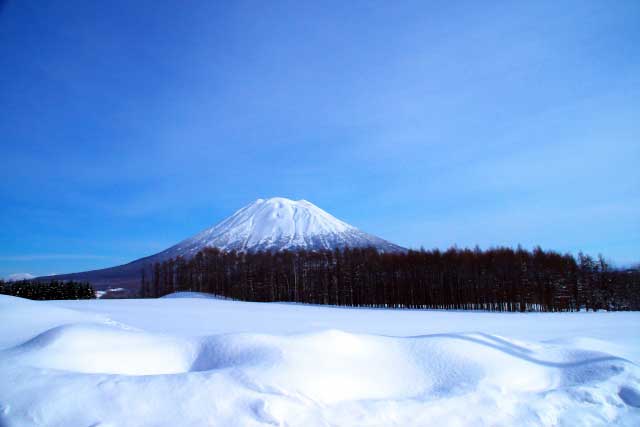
(1, 293), (639, 426)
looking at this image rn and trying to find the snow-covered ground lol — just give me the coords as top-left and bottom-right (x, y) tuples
(1, 294), (639, 426)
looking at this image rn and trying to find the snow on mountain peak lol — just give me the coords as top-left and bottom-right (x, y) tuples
(164, 197), (404, 256)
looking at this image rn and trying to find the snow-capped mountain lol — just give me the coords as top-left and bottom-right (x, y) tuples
(164, 197), (404, 256)
(42, 198), (405, 289)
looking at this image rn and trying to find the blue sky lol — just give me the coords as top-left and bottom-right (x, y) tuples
(1, 0), (638, 278)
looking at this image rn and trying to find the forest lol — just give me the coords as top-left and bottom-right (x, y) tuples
(0, 279), (96, 300)
(142, 246), (640, 312)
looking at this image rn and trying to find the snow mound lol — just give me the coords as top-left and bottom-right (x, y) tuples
(3, 324), (636, 404)
(1, 297), (639, 426)
(6, 324), (197, 375)
(192, 330), (566, 403)
(161, 291), (224, 299)
(0, 294), (107, 349)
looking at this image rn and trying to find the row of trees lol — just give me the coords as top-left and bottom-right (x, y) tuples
(141, 247), (640, 311)
(0, 279), (96, 300)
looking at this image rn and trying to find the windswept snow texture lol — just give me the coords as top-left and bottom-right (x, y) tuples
(164, 197), (405, 255)
(1, 295), (639, 426)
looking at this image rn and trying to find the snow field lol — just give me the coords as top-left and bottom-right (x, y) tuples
(0, 294), (639, 426)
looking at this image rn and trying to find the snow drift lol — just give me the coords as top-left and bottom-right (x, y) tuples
(0, 294), (639, 426)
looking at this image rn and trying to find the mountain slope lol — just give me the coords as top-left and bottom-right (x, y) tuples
(41, 198), (405, 290)
(164, 197), (404, 256)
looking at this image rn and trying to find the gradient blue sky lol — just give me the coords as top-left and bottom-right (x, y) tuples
(1, 0), (638, 278)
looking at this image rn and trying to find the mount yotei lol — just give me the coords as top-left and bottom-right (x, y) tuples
(168, 198), (404, 254)
(43, 198), (405, 289)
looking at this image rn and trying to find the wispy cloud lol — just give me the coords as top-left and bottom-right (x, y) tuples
(0, 254), (108, 261)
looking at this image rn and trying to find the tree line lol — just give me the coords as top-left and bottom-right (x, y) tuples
(141, 246), (640, 312)
(0, 279), (96, 300)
